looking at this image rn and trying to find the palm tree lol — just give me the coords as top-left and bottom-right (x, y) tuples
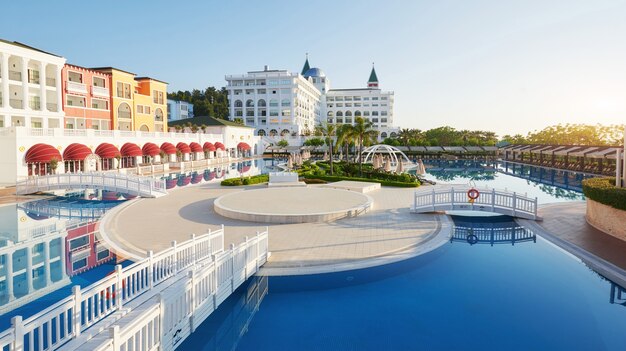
(336, 124), (354, 162)
(352, 117), (379, 175)
(316, 123), (337, 175)
(397, 128), (413, 150)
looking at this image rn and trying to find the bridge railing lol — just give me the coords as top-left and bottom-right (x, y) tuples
(1, 225), (267, 351)
(412, 187), (539, 219)
(16, 172), (167, 198)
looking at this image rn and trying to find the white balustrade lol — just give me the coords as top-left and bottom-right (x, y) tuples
(0, 226), (269, 351)
(412, 187), (539, 220)
(16, 172), (167, 198)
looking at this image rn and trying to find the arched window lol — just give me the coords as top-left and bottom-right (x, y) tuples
(154, 108), (163, 122)
(246, 99), (254, 107)
(354, 110), (362, 117)
(118, 102), (131, 118)
(390, 132), (397, 138)
(381, 132), (388, 138)
(258, 99), (266, 107)
(336, 111), (343, 117)
(234, 100), (243, 108)
(281, 129), (290, 136)
(327, 111), (334, 117)
(257, 129), (266, 136)
(345, 111), (352, 117)
(269, 129), (278, 136)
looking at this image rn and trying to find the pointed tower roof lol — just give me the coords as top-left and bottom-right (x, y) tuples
(368, 65), (378, 83)
(368, 63), (379, 87)
(301, 53), (311, 75)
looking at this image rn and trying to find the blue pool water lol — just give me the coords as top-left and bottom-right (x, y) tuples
(183, 216), (626, 350)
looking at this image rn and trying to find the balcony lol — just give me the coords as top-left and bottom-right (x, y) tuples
(92, 85), (109, 97)
(46, 103), (57, 111)
(66, 81), (87, 94)
(9, 70), (21, 81)
(118, 111), (131, 119)
(46, 78), (56, 87)
(29, 100), (41, 110)
(10, 99), (23, 109)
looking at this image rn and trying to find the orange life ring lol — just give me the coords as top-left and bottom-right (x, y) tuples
(467, 188), (480, 200)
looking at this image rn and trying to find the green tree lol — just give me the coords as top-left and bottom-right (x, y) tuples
(351, 117), (379, 175)
(315, 123), (337, 175)
(277, 139), (289, 148)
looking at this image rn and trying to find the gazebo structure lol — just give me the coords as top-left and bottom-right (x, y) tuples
(362, 144), (416, 171)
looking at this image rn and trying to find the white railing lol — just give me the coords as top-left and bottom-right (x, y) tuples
(16, 172), (167, 198)
(411, 187), (539, 220)
(91, 85), (109, 97)
(0, 226), (267, 351)
(66, 81), (87, 94)
(19, 200), (112, 219)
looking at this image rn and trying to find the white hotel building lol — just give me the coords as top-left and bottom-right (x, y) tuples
(225, 57), (397, 139)
(0, 40), (66, 129)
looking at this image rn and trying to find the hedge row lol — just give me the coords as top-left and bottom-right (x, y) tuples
(302, 174), (420, 188)
(582, 177), (626, 211)
(221, 174), (269, 186)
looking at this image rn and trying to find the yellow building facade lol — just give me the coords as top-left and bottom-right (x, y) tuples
(91, 68), (167, 132)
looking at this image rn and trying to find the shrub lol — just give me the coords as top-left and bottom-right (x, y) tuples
(582, 177), (626, 211)
(303, 174), (420, 188)
(303, 178), (327, 184)
(221, 174), (269, 186)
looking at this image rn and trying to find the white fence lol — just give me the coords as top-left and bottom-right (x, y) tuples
(0, 226), (269, 351)
(411, 187), (539, 220)
(16, 172), (167, 198)
(19, 200), (113, 219)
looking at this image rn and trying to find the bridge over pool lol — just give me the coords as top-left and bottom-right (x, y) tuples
(16, 172), (167, 198)
(411, 187), (540, 220)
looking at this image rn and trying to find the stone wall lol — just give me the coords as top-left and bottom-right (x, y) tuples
(586, 199), (626, 241)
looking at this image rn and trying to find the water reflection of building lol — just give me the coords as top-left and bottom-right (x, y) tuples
(609, 282), (626, 307)
(499, 161), (590, 193)
(450, 219), (536, 246)
(180, 275), (268, 350)
(0, 205), (70, 313)
(65, 222), (114, 276)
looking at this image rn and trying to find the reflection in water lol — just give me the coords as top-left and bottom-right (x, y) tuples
(498, 161), (591, 195)
(180, 275), (268, 350)
(450, 217), (536, 246)
(610, 283), (626, 307)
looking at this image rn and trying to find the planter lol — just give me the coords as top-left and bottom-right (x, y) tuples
(586, 199), (626, 241)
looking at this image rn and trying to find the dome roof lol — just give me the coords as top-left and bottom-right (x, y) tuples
(303, 67), (325, 78)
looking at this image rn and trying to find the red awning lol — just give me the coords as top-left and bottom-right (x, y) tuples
(63, 143), (92, 161)
(203, 142), (216, 151)
(215, 142), (225, 151)
(121, 143), (142, 157)
(160, 142), (176, 155)
(94, 143), (120, 159)
(237, 142), (251, 150)
(189, 142), (203, 153)
(142, 142), (160, 157)
(176, 142), (191, 154)
(25, 143), (62, 163)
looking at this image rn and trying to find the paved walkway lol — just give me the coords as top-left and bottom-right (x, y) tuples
(100, 183), (446, 275)
(523, 202), (626, 272)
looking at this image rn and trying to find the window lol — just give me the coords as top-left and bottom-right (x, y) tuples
(66, 95), (85, 107)
(72, 258), (88, 271)
(281, 99), (290, 107)
(381, 97), (388, 100)
(268, 80), (279, 86)
(145, 106), (150, 114)
(280, 79), (291, 85)
(28, 69), (40, 84)
(116, 82), (131, 99)
(137, 105), (144, 114)
(282, 109), (291, 117)
(372, 97), (379, 100)
(92, 99), (108, 110)
(69, 236), (89, 250)
(97, 249), (110, 261)
(363, 97), (369, 101)
(269, 99), (278, 107)
(270, 110), (279, 116)
(93, 77), (105, 87)
(381, 111), (388, 116)
(181, 104), (188, 111)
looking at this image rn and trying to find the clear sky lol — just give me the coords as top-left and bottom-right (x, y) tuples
(2, 0), (625, 136)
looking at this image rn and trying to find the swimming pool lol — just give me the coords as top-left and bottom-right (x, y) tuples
(182, 216), (626, 350)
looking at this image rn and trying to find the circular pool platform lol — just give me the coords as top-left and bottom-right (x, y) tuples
(213, 187), (373, 224)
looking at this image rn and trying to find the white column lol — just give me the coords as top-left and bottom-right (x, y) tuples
(21, 57), (29, 111)
(39, 62), (48, 128)
(1, 53), (8, 109)
(5, 253), (13, 301)
(26, 247), (33, 292)
(55, 65), (62, 113)
(60, 237), (67, 278)
(44, 240), (51, 285)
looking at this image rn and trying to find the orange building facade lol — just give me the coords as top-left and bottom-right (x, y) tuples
(61, 64), (112, 130)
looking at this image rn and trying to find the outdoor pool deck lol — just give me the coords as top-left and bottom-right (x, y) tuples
(100, 183), (449, 275)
